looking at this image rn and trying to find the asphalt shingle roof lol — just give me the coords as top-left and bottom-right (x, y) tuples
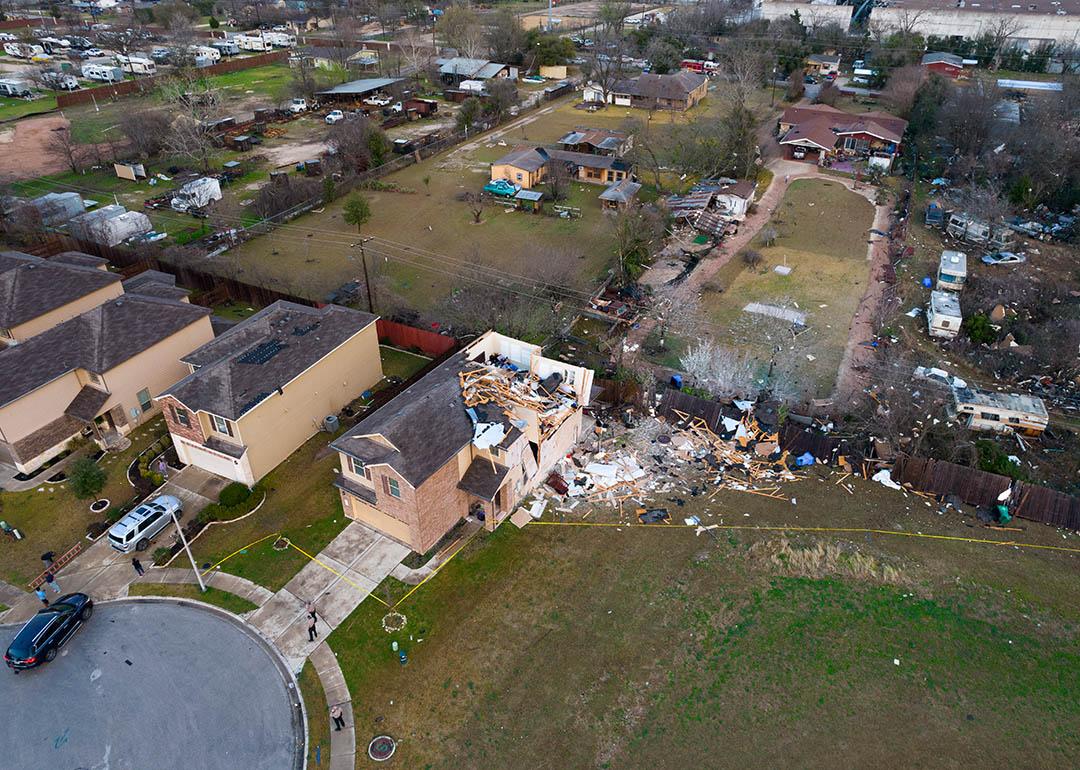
(0, 294), (210, 408)
(163, 301), (376, 420)
(0, 250), (121, 329)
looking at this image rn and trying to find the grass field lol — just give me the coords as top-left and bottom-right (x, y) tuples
(328, 471), (1080, 768)
(701, 178), (874, 399)
(0, 94), (57, 123)
(63, 64), (292, 145)
(128, 582), (259, 614)
(0, 418), (168, 586)
(203, 95), (724, 310)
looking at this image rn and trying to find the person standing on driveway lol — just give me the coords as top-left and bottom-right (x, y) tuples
(35, 587), (48, 607)
(44, 572), (60, 593)
(131, 557), (145, 577)
(307, 617), (318, 642)
(330, 705), (345, 731)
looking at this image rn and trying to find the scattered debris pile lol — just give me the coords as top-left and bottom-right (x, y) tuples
(459, 355), (579, 444)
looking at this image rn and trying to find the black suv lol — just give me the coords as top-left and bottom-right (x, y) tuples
(4, 593), (94, 672)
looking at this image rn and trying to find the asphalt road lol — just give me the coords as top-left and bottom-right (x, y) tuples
(0, 600), (303, 770)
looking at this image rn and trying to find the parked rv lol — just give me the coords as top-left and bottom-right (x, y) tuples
(927, 290), (962, 339)
(235, 33), (269, 52)
(114, 55), (157, 75)
(946, 212), (1014, 250)
(211, 40), (240, 56)
(264, 31), (296, 48)
(82, 62), (125, 83)
(936, 250), (967, 292)
(41, 71), (80, 91)
(0, 79), (32, 98)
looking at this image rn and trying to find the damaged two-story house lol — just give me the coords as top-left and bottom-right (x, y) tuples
(330, 331), (594, 553)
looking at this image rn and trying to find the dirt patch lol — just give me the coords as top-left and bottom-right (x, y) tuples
(0, 115), (70, 181)
(261, 139), (328, 169)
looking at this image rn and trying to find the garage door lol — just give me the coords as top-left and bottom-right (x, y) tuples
(179, 439), (249, 484)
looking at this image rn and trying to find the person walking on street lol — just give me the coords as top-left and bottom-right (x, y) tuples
(35, 587), (49, 607)
(306, 601), (317, 622)
(330, 705), (345, 731)
(307, 617), (318, 642)
(44, 572), (60, 593)
(131, 557), (145, 577)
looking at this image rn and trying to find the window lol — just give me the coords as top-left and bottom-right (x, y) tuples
(0, 328), (11, 339)
(137, 388), (152, 413)
(1008, 417), (1021, 424)
(210, 414), (233, 436)
(171, 405), (190, 428)
(979, 412), (1000, 421)
(515, 173), (522, 181)
(385, 477), (401, 499)
(347, 456), (371, 480)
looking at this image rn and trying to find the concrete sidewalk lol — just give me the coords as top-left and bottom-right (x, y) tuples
(248, 521), (409, 671)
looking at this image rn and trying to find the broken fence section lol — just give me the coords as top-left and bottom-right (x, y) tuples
(893, 455), (1080, 530)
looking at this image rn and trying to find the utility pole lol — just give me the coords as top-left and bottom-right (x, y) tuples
(171, 509), (205, 592)
(548, 0), (553, 31)
(355, 238), (375, 313)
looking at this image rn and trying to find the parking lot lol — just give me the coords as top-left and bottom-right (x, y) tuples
(0, 600), (303, 770)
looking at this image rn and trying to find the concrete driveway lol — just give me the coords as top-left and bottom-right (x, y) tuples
(2, 466), (224, 624)
(0, 600), (303, 770)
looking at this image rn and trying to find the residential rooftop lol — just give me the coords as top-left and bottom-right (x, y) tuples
(163, 301), (377, 420)
(0, 250), (121, 330)
(0, 293), (210, 408)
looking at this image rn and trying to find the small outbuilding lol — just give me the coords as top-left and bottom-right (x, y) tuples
(514, 188), (544, 213)
(598, 178), (641, 210)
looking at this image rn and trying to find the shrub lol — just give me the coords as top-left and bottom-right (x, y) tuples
(218, 482), (251, 508)
(86, 521), (107, 539)
(152, 546), (173, 566)
(105, 507), (125, 524)
(149, 472), (164, 487)
(741, 249), (764, 271)
(197, 504), (224, 526)
(69, 457), (106, 499)
(963, 313), (997, 345)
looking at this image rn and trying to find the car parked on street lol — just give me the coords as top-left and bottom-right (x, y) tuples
(4, 593), (94, 671)
(107, 494), (182, 553)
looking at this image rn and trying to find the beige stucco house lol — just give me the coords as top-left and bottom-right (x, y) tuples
(331, 331), (594, 554)
(158, 301), (382, 486)
(0, 251), (124, 345)
(0, 271), (213, 474)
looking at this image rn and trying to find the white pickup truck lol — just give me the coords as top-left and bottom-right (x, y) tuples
(325, 110), (345, 124)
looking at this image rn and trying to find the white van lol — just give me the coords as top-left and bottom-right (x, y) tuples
(107, 495), (183, 553)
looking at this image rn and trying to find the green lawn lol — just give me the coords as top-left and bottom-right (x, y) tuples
(701, 178), (875, 399)
(327, 474), (1080, 768)
(0, 418), (168, 587)
(298, 662), (331, 770)
(378, 345), (431, 379)
(63, 64), (292, 145)
(211, 300), (263, 322)
(0, 94), (57, 122)
(187, 431), (349, 592)
(128, 582), (259, 614)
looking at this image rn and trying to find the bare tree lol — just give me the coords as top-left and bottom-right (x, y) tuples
(680, 341), (758, 398)
(891, 9), (926, 37)
(46, 127), (87, 174)
(398, 26), (432, 84)
(984, 16), (1025, 69)
(159, 74), (223, 172)
(464, 191), (485, 223)
(716, 44), (768, 108)
(119, 109), (173, 159)
(881, 65), (926, 119)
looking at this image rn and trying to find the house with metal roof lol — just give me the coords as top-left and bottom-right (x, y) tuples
(316, 77), (404, 99)
(158, 301), (382, 485)
(436, 57), (516, 86)
(0, 271), (213, 474)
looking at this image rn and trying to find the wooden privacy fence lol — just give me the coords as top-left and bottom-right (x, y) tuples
(377, 319), (456, 357)
(55, 50), (289, 108)
(892, 455), (1080, 530)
